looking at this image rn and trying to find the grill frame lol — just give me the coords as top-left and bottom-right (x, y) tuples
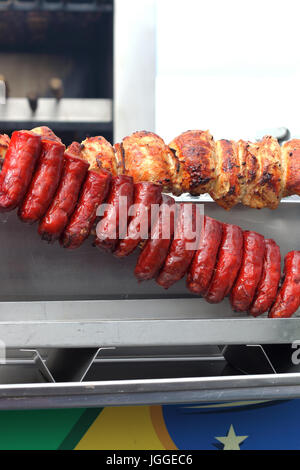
(0, 196), (298, 406)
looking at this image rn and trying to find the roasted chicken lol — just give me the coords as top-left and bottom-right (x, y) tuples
(112, 130), (300, 210)
(1, 128), (300, 210)
(0, 133), (9, 169)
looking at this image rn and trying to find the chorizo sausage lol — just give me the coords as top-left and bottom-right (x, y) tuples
(94, 175), (134, 253)
(114, 182), (163, 258)
(230, 231), (265, 312)
(156, 203), (202, 289)
(0, 130), (42, 212)
(18, 139), (65, 223)
(205, 223), (243, 303)
(134, 194), (175, 281)
(38, 150), (89, 243)
(249, 239), (281, 316)
(61, 168), (111, 249)
(187, 216), (223, 295)
(269, 251), (300, 318)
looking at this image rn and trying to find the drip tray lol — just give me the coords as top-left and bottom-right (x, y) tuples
(0, 344), (300, 409)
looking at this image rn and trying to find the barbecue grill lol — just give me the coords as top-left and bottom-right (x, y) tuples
(0, 194), (299, 409)
(0, 0), (299, 410)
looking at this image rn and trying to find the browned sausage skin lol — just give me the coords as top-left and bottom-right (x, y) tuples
(187, 216), (223, 295)
(114, 182), (163, 258)
(0, 130), (42, 212)
(95, 175), (134, 253)
(269, 251), (300, 318)
(205, 224), (244, 303)
(230, 231), (265, 312)
(38, 149), (89, 243)
(19, 139), (65, 223)
(250, 239), (281, 316)
(134, 194), (175, 281)
(156, 203), (203, 289)
(62, 168), (112, 249)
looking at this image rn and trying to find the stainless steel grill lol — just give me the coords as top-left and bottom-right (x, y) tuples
(0, 196), (299, 408)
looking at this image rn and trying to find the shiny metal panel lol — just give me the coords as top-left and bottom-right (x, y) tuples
(1, 373), (300, 408)
(0, 313), (299, 348)
(0, 98), (112, 124)
(0, 199), (298, 348)
(0, 198), (297, 302)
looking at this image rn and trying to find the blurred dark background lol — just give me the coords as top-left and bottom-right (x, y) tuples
(0, 0), (113, 145)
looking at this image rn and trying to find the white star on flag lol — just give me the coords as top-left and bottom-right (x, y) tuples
(215, 424), (248, 450)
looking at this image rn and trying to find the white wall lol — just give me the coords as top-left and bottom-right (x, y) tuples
(156, 0), (300, 142)
(114, 0), (156, 142)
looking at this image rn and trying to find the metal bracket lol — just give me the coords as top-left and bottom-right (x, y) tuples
(223, 344), (298, 375)
(22, 347), (115, 383)
(20, 344), (300, 384)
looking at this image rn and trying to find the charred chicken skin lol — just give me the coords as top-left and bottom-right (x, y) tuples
(114, 130), (300, 210)
(0, 133), (10, 169)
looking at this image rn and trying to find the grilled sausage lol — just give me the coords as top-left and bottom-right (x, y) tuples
(134, 194), (175, 281)
(61, 168), (112, 249)
(18, 139), (65, 223)
(95, 175), (134, 253)
(156, 203), (202, 289)
(187, 216), (223, 295)
(249, 239), (281, 316)
(0, 131), (42, 212)
(114, 182), (163, 258)
(38, 150), (89, 243)
(205, 223), (244, 303)
(269, 251), (300, 318)
(230, 231), (265, 312)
